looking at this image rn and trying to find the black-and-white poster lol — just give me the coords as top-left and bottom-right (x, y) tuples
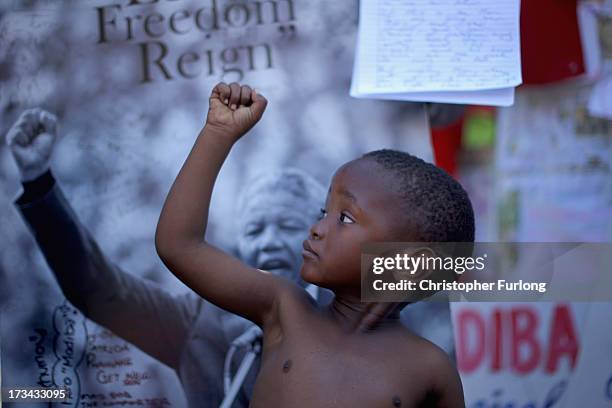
(0, 1), (453, 407)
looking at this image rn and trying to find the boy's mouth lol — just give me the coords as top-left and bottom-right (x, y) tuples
(302, 240), (319, 259)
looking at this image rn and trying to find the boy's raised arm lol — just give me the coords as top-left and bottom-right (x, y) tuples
(155, 82), (284, 327)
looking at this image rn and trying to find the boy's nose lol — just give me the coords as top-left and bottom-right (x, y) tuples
(309, 220), (325, 240)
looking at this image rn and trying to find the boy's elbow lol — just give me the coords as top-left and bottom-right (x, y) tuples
(155, 226), (177, 265)
(155, 226), (206, 266)
(154, 233), (168, 263)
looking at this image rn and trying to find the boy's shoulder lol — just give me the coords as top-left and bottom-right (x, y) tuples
(387, 326), (464, 405)
(391, 325), (454, 370)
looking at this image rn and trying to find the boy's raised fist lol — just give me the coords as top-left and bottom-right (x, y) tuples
(205, 82), (267, 142)
(6, 108), (58, 181)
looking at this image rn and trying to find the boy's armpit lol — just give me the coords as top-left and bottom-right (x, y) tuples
(261, 281), (321, 347)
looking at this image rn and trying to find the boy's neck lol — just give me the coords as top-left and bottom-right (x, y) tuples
(328, 293), (401, 333)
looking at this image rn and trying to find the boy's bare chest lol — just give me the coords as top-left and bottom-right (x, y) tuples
(249, 326), (427, 408)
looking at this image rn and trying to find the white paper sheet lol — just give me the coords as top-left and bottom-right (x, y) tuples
(350, 0), (522, 106)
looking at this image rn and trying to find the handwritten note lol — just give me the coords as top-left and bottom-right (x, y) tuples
(350, 0), (522, 106)
(52, 302), (87, 407)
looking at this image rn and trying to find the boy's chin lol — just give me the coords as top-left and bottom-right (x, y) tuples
(300, 265), (325, 287)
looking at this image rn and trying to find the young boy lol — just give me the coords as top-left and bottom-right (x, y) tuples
(156, 83), (470, 407)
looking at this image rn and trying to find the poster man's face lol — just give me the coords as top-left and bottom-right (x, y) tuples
(237, 192), (318, 285)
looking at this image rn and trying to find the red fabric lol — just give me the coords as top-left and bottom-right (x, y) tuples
(431, 117), (463, 177)
(520, 0), (585, 85)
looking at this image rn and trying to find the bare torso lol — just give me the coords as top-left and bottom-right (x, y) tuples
(249, 290), (454, 408)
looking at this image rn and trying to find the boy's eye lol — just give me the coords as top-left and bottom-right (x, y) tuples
(319, 208), (327, 220)
(339, 212), (354, 224)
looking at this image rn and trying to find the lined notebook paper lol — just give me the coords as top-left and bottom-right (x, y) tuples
(350, 0), (522, 106)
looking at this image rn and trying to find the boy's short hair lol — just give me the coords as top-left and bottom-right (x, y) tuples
(362, 149), (475, 243)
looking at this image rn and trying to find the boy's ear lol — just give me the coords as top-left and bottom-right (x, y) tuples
(390, 246), (437, 283)
(389, 246), (439, 303)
